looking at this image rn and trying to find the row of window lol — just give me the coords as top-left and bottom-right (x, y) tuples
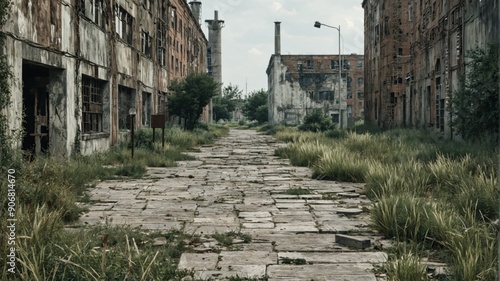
(306, 90), (364, 102)
(82, 76), (160, 134)
(297, 59), (364, 71)
(88, 3), (199, 68)
(347, 91), (364, 100)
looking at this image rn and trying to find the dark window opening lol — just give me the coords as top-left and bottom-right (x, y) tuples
(82, 76), (105, 133)
(141, 30), (152, 58)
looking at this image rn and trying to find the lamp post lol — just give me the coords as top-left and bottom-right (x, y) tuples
(129, 108), (136, 158)
(314, 21), (343, 128)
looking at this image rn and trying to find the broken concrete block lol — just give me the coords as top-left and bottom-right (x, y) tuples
(335, 234), (371, 249)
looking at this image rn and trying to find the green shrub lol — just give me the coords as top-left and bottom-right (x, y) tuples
(298, 109), (335, 132)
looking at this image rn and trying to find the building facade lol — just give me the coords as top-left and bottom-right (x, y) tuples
(267, 23), (364, 127)
(363, 0), (499, 137)
(3, 0), (207, 156)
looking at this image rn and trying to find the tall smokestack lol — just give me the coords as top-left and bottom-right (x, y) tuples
(205, 10), (224, 122)
(189, 1), (202, 25)
(274, 22), (281, 55)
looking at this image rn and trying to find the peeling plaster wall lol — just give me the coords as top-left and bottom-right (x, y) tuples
(3, 0), (208, 156)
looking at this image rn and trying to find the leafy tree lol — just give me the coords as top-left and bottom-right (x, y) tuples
(298, 109), (335, 132)
(451, 44), (499, 140)
(167, 73), (219, 130)
(213, 84), (242, 121)
(243, 89), (268, 124)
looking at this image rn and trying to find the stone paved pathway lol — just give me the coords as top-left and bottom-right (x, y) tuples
(79, 129), (387, 280)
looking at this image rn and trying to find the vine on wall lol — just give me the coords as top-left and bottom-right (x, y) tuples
(0, 0), (13, 168)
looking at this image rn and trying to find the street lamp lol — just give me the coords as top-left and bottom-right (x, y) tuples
(129, 107), (136, 158)
(314, 21), (343, 128)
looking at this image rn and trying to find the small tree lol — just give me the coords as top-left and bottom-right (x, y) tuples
(213, 83), (242, 121)
(243, 89), (268, 124)
(167, 73), (219, 130)
(451, 44), (499, 140)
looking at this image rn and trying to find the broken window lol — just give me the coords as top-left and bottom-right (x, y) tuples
(157, 21), (166, 66)
(347, 91), (352, 99)
(306, 60), (313, 69)
(141, 30), (152, 58)
(115, 6), (134, 45)
(342, 60), (350, 70)
(171, 8), (177, 31)
(142, 92), (152, 127)
(82, 76), (105, 133)
(331, 60), (339, 69)
(82, 0), (106, 28)
(347, 76), (352, 89)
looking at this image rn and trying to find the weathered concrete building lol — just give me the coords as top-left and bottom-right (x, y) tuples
(3, 0), (207, 156)
(363, 0), (499, 137)
(267, 22), (364, 127)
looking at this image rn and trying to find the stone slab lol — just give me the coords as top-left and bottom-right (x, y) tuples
(218, 251), (277, 267)
(178, 253), (219, 270)
(267, 264), (377, 280)
(277, 252), (387, 264)
(275, 223), (318, 233)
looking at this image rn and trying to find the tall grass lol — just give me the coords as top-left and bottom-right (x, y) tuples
(0, 123), (227, 280)
(271, 124), (498, 279)
(384, 244), (428, 281)
(313, 148), (369, 182)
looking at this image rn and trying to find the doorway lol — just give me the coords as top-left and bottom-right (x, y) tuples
(22, 63), (50, 155)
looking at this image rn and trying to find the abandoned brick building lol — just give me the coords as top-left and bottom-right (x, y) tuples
(3, 0), (208, 156)
(362, 0), (499, 138)
(267, 22), (365, 128)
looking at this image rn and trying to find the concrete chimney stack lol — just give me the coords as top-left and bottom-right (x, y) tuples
(189, 1), (202, 24)
(274, 22), (281, 55)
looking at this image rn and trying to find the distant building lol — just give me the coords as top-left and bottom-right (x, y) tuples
(266, 22), (364, 127)
(362, 0), (499, 137)
(2, 0), (207, 156)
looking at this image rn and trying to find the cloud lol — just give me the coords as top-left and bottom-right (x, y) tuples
(248, 47), (264, 56)
(271, 2), (282, 11)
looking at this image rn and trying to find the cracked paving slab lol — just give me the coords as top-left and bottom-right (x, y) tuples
(78, 129), (387, 280)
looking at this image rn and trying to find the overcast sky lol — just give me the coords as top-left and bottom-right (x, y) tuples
(199, 0), (364, 97)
